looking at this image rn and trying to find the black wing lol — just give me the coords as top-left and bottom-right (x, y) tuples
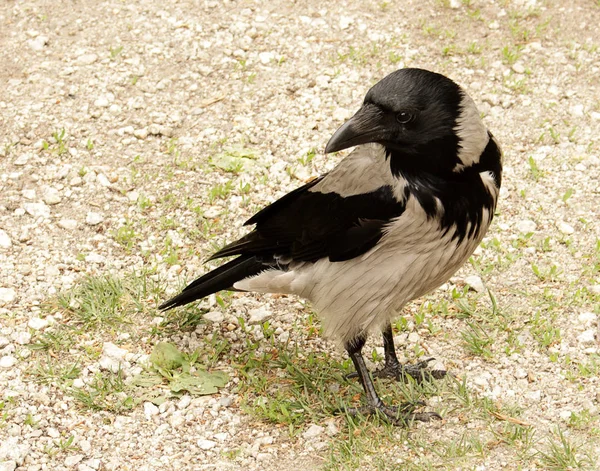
(209, 182), (406, 263)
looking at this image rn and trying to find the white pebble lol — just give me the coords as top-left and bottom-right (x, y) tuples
(248, 307), (272, 324)
(0, 288), (16, 305)
(94, 96), (110, 108)
(28, 317), (49, 330)
(515, 220), (536, 233)
(177, 395), (191, 409)
(143, 402), (159, 418)
(0, 230), (12, 249)
(465, 275), (485, 293)
(204, 311), (225, 323)
(557, 222), (574, 235)
(103, 342), (128, 360)
(59, 219), (78, 230)
(133, 128), (149, 139)
(42, 187), (61, 205)
(85, 212), (104, 226)
(197, 439), (217, 450)
(258, 52), (274, 64)
(512, 62), (525, 74)
(408, 332), (420, 343)
(303, 424), (324, 439)
(0, 356), (17, 368)
(13, 332), (31, 345)
(24, 202), (50, 219)
(577, 330), (596, 345)
(64, 454), (84, 467)
(77, 53), (98, 65)
(97, 174), (111, 187)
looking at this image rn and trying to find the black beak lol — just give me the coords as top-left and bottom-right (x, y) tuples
(325, 103), (386, 154)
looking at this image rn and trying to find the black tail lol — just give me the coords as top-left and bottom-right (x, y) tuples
(158, 255), (265, 311)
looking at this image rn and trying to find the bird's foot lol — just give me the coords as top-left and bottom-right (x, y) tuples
(374, 357), (446, 382)
(346, 357), (446, 382)
(342, 401), (442, 426)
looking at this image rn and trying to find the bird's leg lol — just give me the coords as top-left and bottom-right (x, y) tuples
(345, 324), (446, 382)
(343, 334), (441, 425)
(372, 324), (447, 381)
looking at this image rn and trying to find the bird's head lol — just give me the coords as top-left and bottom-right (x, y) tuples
(325, 68), (490, 177)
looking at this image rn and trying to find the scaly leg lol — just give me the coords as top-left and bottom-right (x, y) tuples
(344, 334), (441, 425)
(347, 324), (446, 381)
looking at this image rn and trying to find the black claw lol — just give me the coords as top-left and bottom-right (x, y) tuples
(346, 357), (447, 383)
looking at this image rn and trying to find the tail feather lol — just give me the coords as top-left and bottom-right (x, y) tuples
(158, 255), (265, 311)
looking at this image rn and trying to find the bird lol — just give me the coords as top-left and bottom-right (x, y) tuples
(159, 67), (502, 424)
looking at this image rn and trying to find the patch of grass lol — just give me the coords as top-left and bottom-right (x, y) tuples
(539, 427), (596, 470)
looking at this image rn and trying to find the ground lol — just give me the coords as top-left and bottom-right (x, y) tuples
(1, 0), (600, 470)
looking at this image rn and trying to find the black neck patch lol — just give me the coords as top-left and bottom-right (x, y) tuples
(388, 133), (502, 243)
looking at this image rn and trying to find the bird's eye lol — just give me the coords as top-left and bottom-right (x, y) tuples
(396, 112), (413, 124)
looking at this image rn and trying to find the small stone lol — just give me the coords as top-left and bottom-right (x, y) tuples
(465, 275), (485, 293)
(0, 461), (17, 471)
(204, 311), (224, 323)
(514, 368), (528, 379)
(219, 396), (233, 407)
(248, 307), (272, 324)
(515, 220), (536, 233)
(559, 410), (572, 421)
(0, 436), (30, 466)
(126, 191), (139, 202)
(177, 395), (191, 409)
(0, 288), (16, 305)
(14, 153), (31, 165)
(103, 342), (128, 360)
(85, 459), (101, 470)
(28, 317), (49, 330)
(258, 52), (274, 64)
(70, 176), (83, 186)
(577, 330), (596, 345)
(77, 53), (98, 65)
(43, 187), (61, 205)
(47, 427), (60, 438)
(79, 440), (91, 454)
(85, 253), (105, 263)
(24, 202), (50, 219)
(590, 285), (600, 295)
(133, 128), (149, 139)
(13, 332), (31, 345)
(197, 439), (217, 450)
(512, 62), (525, 74)
(64, 454), (84, 467)
(73, 378), (85, 388)
(0, 337), (9, 348)
(303, 424), (324, 439)
(0, 355), (17, 368)
(408, 332), (420, 343)
(85, 212), (104, 226)
(59, 219), (78, 230)
(557, 222), (574, 235)
(97, 174), (111, 187)
(143, 402), (159, 418)
(94, 96), (110, 108)
(570, 104), (584, 118)
(0, 230), (12, 248)
(28, 35), (49, 51)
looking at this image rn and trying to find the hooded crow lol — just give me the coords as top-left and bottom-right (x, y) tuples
(159, 68), (502, 423)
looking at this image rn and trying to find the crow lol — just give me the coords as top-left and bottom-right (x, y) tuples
(159, 68), (502, 423)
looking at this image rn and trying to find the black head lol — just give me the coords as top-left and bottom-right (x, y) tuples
(325, 68), (489, 177)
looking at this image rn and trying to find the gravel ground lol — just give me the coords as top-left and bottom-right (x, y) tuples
(1, 0), (600, 470)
